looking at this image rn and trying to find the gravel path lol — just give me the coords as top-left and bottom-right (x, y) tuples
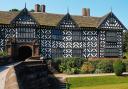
(0, 64), (13, 89)
(54, 73), (115, 79)
(52, 73), (117, 83)
(54, 72), (128, 80)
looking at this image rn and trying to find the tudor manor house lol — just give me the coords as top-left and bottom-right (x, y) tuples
(0, 4), (126, 60)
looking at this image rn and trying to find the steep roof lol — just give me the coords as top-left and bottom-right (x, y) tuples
(0, 11), (19, 24)
(0, 11), (109, 27)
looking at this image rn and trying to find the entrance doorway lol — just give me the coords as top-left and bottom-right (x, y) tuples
(18, 46), (32, 61)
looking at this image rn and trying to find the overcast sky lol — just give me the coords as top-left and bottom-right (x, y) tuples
(0, 0), (128, 28)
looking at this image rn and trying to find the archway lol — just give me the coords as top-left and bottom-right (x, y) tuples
(18, 46), (32, 61)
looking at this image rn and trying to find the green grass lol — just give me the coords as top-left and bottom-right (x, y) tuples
(72, 83), (128, 89)
(68, 76), (128, 89)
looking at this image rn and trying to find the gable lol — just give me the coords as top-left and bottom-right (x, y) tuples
(57, 13), (78, 28)
(10, 8), (38, 25)
(98, 12), (126, 30)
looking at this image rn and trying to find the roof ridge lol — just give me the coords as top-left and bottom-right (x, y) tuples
(32, 12), (103, 18)
(0, 11), (104, 18)
(0, 11), (109, 27)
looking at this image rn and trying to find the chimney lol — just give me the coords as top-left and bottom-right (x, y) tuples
(82, 8), (90, 16)
(35, 4), (40, 12)
(41, 5), (46, 13)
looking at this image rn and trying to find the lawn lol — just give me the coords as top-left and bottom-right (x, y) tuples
(68, 76), (128, 89)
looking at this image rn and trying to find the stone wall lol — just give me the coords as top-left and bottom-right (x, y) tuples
(14, 61), (50, 89)
(4, 60), (66, 89)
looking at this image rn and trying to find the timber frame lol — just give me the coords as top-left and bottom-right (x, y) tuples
(0, 8), (126, 59)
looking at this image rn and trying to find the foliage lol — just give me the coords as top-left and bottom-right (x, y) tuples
(53, 58), (62, 72)
(123, 52), (128, 59)
(9, 8), (19, 12)
(94, 69), (104, 74)
(55, 57), (85, 74)
(74, 67), (81, 74)
(122, 59), (128, 72)
(9, 9), (35, 12)
(96, 60), (113, 73)
(68, 76), (128, 89)
(123, 31), (128, 52)
(0, 51), (11, 66)
(30, 9), (35, 12)
(113, 60), (124, 76)
(89, 60), (101, 69)
(54, 57), (127, 75)
(0, 51), (8, 57)
(63, 67), (81, 74)
(81, 62), (95, 73)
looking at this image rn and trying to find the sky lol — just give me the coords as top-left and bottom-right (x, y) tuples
(0, 0), (128, 28)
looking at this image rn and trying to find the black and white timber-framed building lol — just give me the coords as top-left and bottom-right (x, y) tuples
(0, 5), (126, 59)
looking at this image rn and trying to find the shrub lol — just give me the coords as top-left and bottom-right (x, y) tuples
(89, 60), (101, 68)
(74, 67), (81, 74)
(122, 60), (128, 72)
(96, 60), (113, 73)
(81, 62), (95, 73)
(53, 58), (62, 72)
(95, 69), (104, 74)
(123, 56), (127, 59)
(0, 51), (8, 57)
(64, 68), (74, 74)
(113, 60), (124, 76)
(56, 57), (85, 74)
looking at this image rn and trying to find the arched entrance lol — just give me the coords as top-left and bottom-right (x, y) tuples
(6, 39), (40, 61)
(18, 46), (32, 61)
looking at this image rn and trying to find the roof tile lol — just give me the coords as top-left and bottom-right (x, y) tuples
(0, 11), (105, 27)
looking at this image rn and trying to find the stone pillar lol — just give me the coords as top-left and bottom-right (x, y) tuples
(6, 38), (18, 59)
(32, 40), (40, 59)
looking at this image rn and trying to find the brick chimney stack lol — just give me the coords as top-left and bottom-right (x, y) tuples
(35, 4), (40, 12)
(82, 8), (90, 16)
(41, 5), (46, 13)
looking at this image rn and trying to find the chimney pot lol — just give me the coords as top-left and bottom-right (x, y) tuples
(35, 4), (40, 12)
(82, 8), (90, 16)
(41, 5), (46, 13)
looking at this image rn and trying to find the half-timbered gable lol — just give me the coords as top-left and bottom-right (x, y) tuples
(10, 8), (39, 42)
(57, 13), (78, 28)
(98, 12), (125, 58)
(10, 8), (38, 25)
(98, 12), (126, 29)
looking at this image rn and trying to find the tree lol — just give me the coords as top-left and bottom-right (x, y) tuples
(123, 31), (128, 52)
(30, 9), (35, 12)
(9, 9), (19, 12)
